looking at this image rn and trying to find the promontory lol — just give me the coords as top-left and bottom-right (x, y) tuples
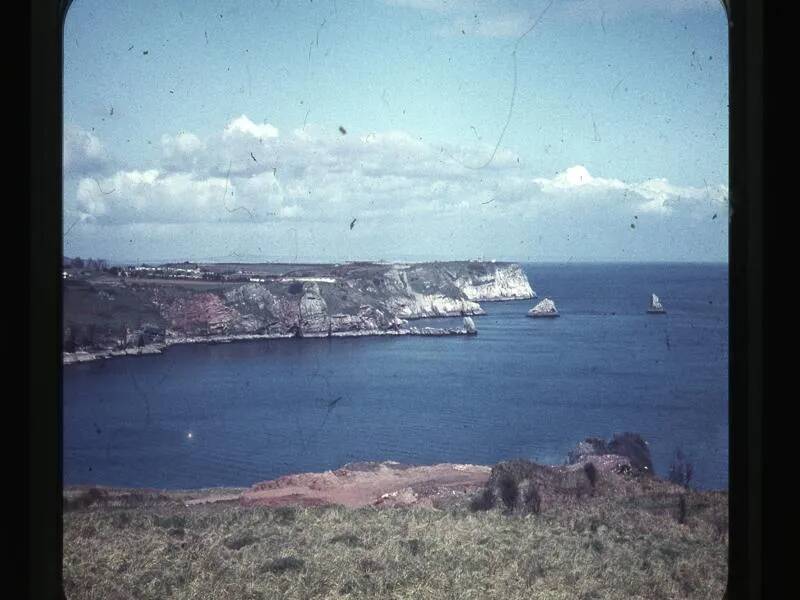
(62, 260), (535, 363)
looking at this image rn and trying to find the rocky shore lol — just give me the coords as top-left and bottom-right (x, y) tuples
(62, 324), (477, 365)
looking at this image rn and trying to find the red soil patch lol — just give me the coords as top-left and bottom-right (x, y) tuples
(240, 462), (491, 508)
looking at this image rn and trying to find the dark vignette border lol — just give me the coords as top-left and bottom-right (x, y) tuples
(28, 1), (764, 598)
(725, 0), (765, 598)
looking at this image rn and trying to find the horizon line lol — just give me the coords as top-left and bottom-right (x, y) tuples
(65, 256), (729, 267)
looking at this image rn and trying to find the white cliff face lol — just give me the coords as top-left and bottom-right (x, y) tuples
(393, 293), (485, 319)
(455, 264), (535, 301)
(381, 267), (486, 319)
(330, 306), (406, 333)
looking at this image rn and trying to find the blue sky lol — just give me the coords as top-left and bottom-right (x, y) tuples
(63, 0), (728, 263)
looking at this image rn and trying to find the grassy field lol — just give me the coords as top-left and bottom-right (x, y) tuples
(63, 487), (727, 599)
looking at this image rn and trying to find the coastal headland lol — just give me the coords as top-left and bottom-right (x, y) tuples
(62, 260), (535, 363)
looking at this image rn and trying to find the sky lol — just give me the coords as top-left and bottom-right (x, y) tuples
(63, 0), (729, 264)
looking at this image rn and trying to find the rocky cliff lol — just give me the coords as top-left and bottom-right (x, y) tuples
(62, 261), (534, 361)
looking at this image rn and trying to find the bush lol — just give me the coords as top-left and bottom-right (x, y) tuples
(497, 473), (519, 510)
(469, 488), (496, 512)
(584, 462), (598, 490)
(519, 479), (542, 514)
(668, 449), (694, 489)
(484, 460), (544, 515)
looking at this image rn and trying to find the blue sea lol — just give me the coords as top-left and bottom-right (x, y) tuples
(63, 263), (729, 490)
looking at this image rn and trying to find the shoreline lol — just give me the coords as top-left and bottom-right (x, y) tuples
(63, 325), (477, 365)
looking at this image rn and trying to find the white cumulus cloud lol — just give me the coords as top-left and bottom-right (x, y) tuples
(533, 165), (727, 215)
(223, 115), (280, 140)
(65, 119), (726, 231)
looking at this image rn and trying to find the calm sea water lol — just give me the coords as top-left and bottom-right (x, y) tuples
(63, 263), (729, 490)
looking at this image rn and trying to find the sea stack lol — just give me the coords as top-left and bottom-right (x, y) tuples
(463, 316), (477, 335)
(527, 297), (559, 318)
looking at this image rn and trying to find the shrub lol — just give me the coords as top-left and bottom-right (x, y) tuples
(485, 459), (545, 515)
(668, 449), (694, 488)
(497, 473), (519, 510)
(584, 462), (598, 490)
(469, 488), (496, 512)
(519, 480), (542, 514)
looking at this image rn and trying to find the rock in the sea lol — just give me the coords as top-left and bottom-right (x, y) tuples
(527, 297), (559, 318)
(463, 316), (477, 334)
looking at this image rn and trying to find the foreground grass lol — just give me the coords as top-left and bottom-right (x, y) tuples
(63, 489), (727, 600)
